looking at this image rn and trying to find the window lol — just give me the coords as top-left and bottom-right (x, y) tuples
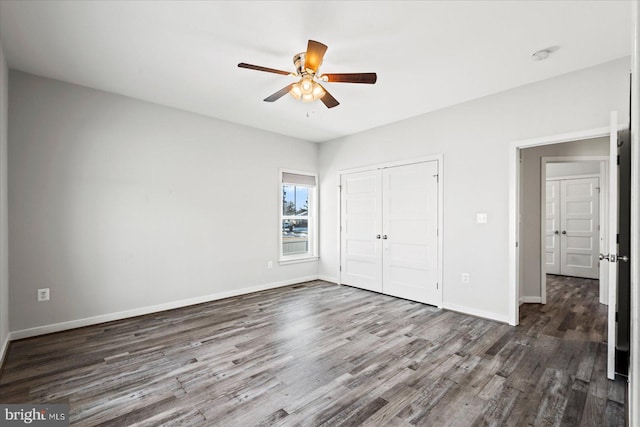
(280, 170), (317, 263)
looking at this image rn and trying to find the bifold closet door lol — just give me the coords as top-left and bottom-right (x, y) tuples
(559, 177), (599, 279)
(340, 169), (383, 293)
(340, 161), (439, 306)
(382, 162), (439, 305)
(545, 177), (599, 279)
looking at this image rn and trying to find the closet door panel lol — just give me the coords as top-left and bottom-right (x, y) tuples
(382, 161), (439, 305)
(340, 170), (383, 292)
(560, 177), (599, 279)
(545, 180), (561, 275)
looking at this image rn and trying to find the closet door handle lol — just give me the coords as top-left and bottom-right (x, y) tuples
(554, 230), (559, 235)
(561, 230), (567, 235)
(382, 235), (388, 240)
(376, 234), (381, 239)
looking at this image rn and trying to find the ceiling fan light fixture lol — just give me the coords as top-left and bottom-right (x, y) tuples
(300, 78), (313, 94)
(289, 78), (325, 103)
(312, 84), (325, 99)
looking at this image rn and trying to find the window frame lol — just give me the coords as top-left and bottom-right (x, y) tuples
(279, 169), (318, 264)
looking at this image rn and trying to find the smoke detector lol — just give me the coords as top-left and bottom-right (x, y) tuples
(532, 46), (559, 62)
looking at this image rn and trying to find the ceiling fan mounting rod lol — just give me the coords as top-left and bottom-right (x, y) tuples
(293, 52), (319, 79)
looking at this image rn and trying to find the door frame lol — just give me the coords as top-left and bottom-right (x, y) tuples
(508, 125), (625, 326)
(540, 157), (609, 305)
(338, 154), (444, 308)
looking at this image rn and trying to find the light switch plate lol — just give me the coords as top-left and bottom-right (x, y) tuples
(476, 213), (488, 224)
(37, 288), (50, 302)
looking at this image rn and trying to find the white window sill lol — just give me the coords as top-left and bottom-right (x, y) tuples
(279, 256), (319, 266)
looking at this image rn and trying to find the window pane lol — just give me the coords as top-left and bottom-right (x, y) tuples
(295, 186), (308, 216)
(282, 185), (309, 216)
(282, 219), (309, 255)
(282, 185), (296, 216)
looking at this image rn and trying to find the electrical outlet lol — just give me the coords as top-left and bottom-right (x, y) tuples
(267, 261), (273, 269)
(476, 213), (488, 224)
(37, 288), (50, 302)
(461, 273), (470, 284)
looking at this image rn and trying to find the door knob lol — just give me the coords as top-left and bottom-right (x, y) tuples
(561, 230), (567, 235)
(382, 235), (388, 239)
(599, 253), (610, 261)
(554, 230), (559, 235)
(376, 234), (381, 239)
(618, 255), (629, 262)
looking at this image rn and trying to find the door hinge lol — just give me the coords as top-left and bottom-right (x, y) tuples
(516, 242), (519, 248)
(617, 155), (620, 165)
(433, 174), (439, 183)
(339, 265), (342, 271)
(436, 282), (439, 290)
(617, 233), (620, 244)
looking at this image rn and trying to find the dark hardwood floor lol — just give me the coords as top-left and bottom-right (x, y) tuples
(0, 276), (626, 426)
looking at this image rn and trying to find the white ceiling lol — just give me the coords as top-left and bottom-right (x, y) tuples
(0, 1), (632, 143)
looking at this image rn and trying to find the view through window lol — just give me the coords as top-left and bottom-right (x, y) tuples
(280, 171), (316, 261)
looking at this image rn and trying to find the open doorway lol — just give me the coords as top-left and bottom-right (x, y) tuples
(541, 157), (609, 304)
(509, 116), (631, 380)
(518, 137), (609, 308)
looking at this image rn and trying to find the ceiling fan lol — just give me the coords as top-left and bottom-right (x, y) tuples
(238, 40), (377, 109)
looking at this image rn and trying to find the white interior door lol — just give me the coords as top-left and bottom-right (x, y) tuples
(382, 161), (439, 305)
(559, 177), (600, 279)
(606, 111), (618, 380)
(545, 180), (561, 275)
(340, 170), (383, 292)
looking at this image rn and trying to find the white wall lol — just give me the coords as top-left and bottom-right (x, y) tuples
(9, 71), (318, 333)
(520, 137), (608, 300)
(318, 58), (630, 322)
(546, 161), (602, 178)
(0, 43), (9, 354)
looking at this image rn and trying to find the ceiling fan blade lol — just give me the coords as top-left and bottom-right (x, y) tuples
(264, 83), (295, 102)
(323, 73), (377, 84)
(319, 85), (339, 109)
(238, 63), (291, 76)
(305, 40), (328, 74)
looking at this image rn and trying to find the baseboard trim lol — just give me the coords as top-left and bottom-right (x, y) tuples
(11, 276), (319, 340)
(317, 275), (338, 284)
(0, 334), (9, 369)
(519, 296), (543, 304)
(442, 302), (509, 324)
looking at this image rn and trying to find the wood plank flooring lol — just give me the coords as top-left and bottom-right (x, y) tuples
(0, 276), (626, 426)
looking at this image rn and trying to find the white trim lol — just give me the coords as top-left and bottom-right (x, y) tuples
(338, 155), (443, 175)
(545, 173), (601, 181)
(336, 182), (342, 284)
(607, 112), (620, 381)
(519, 296), (543, 304)
(0, 334), (9, 367)
(338, 154), (444, 308)
(600, 161), (610, 305)
(508, 126), (623, 327)
(539, 157), (608, 306)
(279, 168), (318, 263)
(10, 276), (319, 340)
(630, 2), (640, 424)
(279, 256), (318, 266)
(443, 302), (509, 324)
